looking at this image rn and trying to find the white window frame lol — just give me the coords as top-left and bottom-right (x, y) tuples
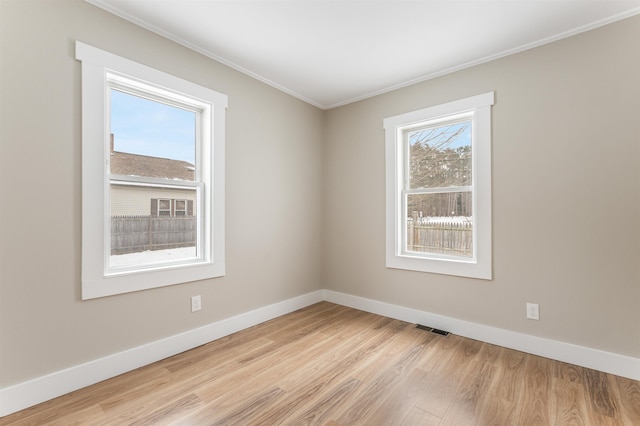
(157, 198), (173, 217)
(76, 41), (227, 299)
(384, 92), (494, 279)
(175, 199), (188, 216)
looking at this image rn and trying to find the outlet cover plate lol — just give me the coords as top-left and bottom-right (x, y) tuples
(191, 295), (202, 312)
(526, 303), (539, 320)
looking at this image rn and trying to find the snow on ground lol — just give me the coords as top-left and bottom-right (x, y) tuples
(411, 216), (472, 225)
(110, 246), (196, 268)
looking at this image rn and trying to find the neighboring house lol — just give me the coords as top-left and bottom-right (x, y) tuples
(110, 135), (196, 217)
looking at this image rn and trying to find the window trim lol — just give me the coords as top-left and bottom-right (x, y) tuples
(384, 92), (494, 279)
(157, 198), (172, 217)
(175, 199), (188, 216)
(76, 41), (227, 299)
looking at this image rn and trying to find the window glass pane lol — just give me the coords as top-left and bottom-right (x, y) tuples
(110, 184), (197, 269)
(408, 121), (471, 189)
(406, 192), (472, 257)
(110, 89), (196, 181)
(175, 200), (187, 216)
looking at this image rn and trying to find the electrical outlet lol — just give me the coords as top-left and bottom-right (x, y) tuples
(191, 295), (202, 312)
(526, 303), (539, 320)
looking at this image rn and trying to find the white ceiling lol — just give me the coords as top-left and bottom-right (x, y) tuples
(88, 0), (640, 109)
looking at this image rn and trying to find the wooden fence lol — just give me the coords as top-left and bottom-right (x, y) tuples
(111, 215), (196, 255)
(407, 220), (472, 257)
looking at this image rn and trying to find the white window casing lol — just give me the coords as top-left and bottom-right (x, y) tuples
(76, 41), (227, 299)
(384, 92), (494, 279)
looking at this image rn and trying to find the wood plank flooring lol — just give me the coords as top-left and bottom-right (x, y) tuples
(2, 302), (639, 425)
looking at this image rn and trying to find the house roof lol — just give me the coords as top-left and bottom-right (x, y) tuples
(110, 151), (195, 181)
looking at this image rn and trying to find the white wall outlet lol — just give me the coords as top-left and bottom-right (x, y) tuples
(191, 295), (202, 312)
(526, 303), (539, 320)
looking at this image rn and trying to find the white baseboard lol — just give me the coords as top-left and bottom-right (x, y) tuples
(2, 288), (638, 417)
(323, 289), (640, 382)
(0, 290), (324, 417)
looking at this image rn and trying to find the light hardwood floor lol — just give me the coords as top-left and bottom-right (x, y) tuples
(2, 302), (639, 425)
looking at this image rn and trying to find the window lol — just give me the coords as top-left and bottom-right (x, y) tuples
(76, 41), (227, 299)
(384, 92), (494, 279)
(175, 200), (188, 216)
(149, 199), (192, 217)
(158, 199), (172, 217)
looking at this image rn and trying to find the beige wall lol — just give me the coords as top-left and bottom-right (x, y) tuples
(0, 0), (323, 387)
(324, 15), (640, 358)
(0, 0), (638, 390)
